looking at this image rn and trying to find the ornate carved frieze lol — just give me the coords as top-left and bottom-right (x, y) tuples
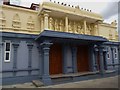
(27, 16), (35, 30)
(12, 14), (21, 29)
(49, 17), (54, 30)
(68, 21), (73, 33)
(54, 19), (59, 31)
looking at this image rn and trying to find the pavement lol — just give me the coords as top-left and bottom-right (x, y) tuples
(2, 75), (119, 88)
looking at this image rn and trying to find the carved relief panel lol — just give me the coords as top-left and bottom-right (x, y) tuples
(109, 30), (113, 40)
(27, 16), (35, 30)
(54, 19), (59, 31)
(12, 14), (21, 29)
(59, 19), (64, 32)
(49, 17), (54, 30)
(94, 24), (98, 35)
(75, 22), (84, 34)
(68, 21), (73, 33)
(86, 23), (93, 35)
(48, 17), (65, 32)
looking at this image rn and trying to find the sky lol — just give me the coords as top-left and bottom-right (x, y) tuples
(17, 0), (119, 24)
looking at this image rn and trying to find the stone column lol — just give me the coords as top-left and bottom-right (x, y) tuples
(27, 43), (33, 75)
(99, 46), (105, 76)
(12, 42), (19, 76)
(90, 45), (96, 72)
(65, 16), (68, 32)
(83, 20), (87, 34)
(44, 13), (49, 30)
(104, 48), (108, 70)
(71, 47), (77, 73)
(94, 51), (98, 70)
(111, 47), (115, 69)
(40, 41), (53, 85)
(37, 46), (43, 78)
(62, 45), (67, 74)
(94, 46), (99, 71)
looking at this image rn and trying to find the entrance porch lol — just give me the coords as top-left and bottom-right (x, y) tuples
(36, 30), (108, 85)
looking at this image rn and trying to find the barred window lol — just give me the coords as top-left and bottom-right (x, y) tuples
(4, 41), (11, 62)
(114, 48), (117, 59)
(115, 53), (117, 59)
(107, 52), (110, 59)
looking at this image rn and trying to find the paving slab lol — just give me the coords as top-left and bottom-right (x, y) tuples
(42, 75), (119, 88)
(2, 75), (119, 88)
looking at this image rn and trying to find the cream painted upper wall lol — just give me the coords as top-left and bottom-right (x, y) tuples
(0, 5), (40, 34)
(99, 23), (118, 41)
(0, 2), (119, 42)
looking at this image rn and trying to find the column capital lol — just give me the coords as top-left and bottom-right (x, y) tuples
(27, 43), (34, 50)
(98, 45), (105, 51)
(44, 13), (49, 17)
(94, 45), (99, 52)
(40, 40), (53, 48)
(111, 47), (115, 50)
(12, 43), (19, 48)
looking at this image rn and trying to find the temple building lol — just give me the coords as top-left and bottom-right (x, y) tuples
(0, 0), (119, 85)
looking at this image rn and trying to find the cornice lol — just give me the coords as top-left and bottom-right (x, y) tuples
(1, 5), (38, 14)
(41, 2), (103, 21)
(99, 23), (117, 29)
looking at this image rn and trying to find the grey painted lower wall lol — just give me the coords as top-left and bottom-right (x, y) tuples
(2, 37), (40, 79)
(1, 35), (119, 85)
(106, 46), (119, 70)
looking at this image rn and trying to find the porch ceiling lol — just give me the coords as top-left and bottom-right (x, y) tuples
(35, 30), (108, 44)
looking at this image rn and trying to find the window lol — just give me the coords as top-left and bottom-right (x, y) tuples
(4, 42), (11, 62)
(114, 48), (117, 59)
(115, 54), (117, 59)
(114, 48), (117, 53)
(107, 52), (110, 59)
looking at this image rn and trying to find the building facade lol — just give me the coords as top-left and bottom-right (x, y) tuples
(0, 1), (120, 85)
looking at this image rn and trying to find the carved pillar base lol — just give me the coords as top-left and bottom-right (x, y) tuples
(42, 75), (52, 85)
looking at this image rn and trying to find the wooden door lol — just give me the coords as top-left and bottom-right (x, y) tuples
(49, 43), (62, 75)
(77, 45), (89, 72)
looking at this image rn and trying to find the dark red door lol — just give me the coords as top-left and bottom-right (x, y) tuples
(49, 43), (62, 75)
(77, 45), (89, 72)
